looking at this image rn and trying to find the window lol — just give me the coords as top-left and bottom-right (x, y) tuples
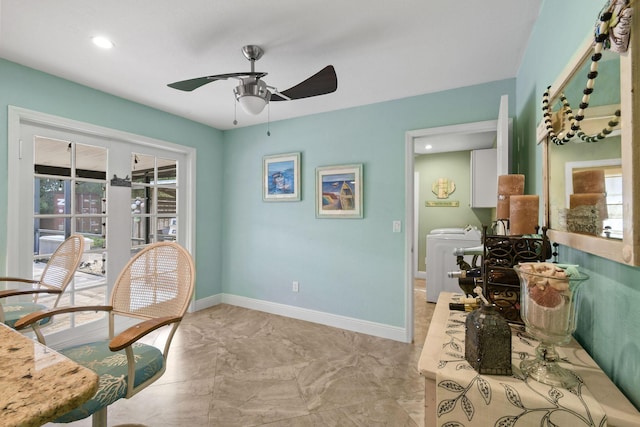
(131, 153), (179, 247)
(7, 107), (195, 345)
(603, 172), (623, 238)
(33, 137), (108, 332)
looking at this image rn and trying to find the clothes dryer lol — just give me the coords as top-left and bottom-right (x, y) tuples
(425, 226), (481, 302)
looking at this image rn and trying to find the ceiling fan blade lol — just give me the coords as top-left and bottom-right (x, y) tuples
(168, 72), (268, 92)
(270, 66), (337, 101)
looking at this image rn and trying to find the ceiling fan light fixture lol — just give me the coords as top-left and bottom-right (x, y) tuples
(234, 80), (271, 115)
(238, 94), (268, 115)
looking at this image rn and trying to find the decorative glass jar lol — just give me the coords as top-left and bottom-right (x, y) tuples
(514, 263), (589, 388)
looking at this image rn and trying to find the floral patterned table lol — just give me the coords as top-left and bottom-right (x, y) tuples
(436, 309), (606, 426)
(418, 292), (640, 427)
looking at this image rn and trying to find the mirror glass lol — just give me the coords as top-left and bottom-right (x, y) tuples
(543, 26), (639, 266)
(547, 48), (621, 238)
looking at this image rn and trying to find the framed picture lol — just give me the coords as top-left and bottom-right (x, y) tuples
(263, 152), (301, 201)
(315, 164), (363, 218)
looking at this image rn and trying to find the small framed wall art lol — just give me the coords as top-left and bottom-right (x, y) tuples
(263, 152), (301, 201)
(315, 163), (363, 218)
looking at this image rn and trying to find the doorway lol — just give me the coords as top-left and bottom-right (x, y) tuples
(404, 95), (510, 342)
(6, 107), (196, 347)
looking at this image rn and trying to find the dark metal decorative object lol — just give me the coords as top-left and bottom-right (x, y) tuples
(483, 228), (551, 267)
(110, 174), (131, 187)
(481, 226), (552, 323)
(465, 304), (512, 375)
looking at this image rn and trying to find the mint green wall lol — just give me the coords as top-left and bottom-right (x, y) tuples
(415, 151), (493, 272)
(515, 0), (640, 408)
(0, 59), (224, 301)
(0, 58), (513, 322)
(221, 80), (514, 327)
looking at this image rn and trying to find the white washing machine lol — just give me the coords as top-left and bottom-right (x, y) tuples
(425, 225), (481, 302)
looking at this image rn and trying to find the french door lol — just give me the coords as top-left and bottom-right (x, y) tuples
(7, 108), (194, 345)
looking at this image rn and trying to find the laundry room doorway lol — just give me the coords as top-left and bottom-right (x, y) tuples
(404, 95), (510, 342)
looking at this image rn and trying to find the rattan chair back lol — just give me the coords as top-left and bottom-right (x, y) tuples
(110, 242), (195, 321)
(37, 234), (85, 302)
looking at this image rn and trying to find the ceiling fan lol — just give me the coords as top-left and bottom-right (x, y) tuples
(167, 45), (337, 116)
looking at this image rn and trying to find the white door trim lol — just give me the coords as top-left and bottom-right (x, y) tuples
(403, 132), (415, 343)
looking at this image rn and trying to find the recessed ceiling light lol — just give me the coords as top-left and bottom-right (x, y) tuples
(425, 144), (433, 150)
(92, 36), (114, 49)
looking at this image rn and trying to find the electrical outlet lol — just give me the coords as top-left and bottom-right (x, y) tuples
(292, 281), (299, 292)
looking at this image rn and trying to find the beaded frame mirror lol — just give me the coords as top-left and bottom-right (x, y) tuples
(540, 0), (640, 266)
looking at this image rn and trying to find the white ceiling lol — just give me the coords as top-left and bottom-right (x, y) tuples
(0, 0), (541, 133)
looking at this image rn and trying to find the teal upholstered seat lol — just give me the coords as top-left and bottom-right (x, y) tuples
(55, 340), (164, 423)
(15, 241), (195, 427)
(1, 302), (50, 328)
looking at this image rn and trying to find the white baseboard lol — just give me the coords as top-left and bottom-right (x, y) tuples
(45, 293), (408, 349)
(192, 293), (222, 312)
(415, 270), (426, 279)
(194, 293), (408, 343)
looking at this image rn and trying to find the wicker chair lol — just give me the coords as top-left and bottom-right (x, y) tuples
(15, 241), (195, 427)
(0, 234), (85, 328)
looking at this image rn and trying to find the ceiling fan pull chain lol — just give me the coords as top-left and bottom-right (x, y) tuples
(233, 99), (238, 126)
(267, 104), (271, 136)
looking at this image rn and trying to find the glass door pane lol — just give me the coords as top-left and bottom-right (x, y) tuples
(130, 153), (179, 247)
(32, 137), (108, 333)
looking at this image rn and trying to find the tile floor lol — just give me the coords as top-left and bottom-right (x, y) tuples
(47, 280), (435, 427)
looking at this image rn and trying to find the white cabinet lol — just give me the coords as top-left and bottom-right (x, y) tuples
(470, 148), (497, 208)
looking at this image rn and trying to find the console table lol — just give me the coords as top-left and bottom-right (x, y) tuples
(418, 292), (640, 427)
(0, 323), (99, 427)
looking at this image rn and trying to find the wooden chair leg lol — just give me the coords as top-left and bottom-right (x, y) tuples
(92, 407), (107, 427)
